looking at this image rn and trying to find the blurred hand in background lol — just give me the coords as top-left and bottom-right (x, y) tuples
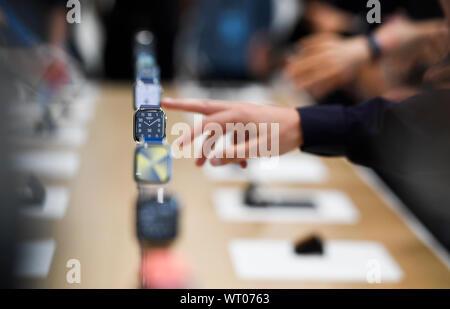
(284, 34), (370, 99)
(303, 0), (356, 34)
(284, 15), (448, 100)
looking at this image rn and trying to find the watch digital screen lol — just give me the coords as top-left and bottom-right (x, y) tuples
(134, 108), (166, 142)
(134, 144), (171, 184)
(136, 194), (178, 242)
(134, 83), (161, 110)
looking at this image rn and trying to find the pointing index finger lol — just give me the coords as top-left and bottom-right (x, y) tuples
(161, 97), (229, 115)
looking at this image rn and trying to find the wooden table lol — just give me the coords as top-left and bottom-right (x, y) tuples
(24, 83), (450, 288)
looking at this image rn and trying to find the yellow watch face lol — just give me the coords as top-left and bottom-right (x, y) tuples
(135, 144), (171, 184)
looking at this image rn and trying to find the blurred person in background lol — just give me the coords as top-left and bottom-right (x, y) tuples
(300, 0), (442, 35)
(285, 0), (446, 103)
(175, 0), (272, 80)
(285, 16), (448, 100)
(161, 1), (450, 250)
(173, 0), (446, 94)
(175, 0), (305, 81)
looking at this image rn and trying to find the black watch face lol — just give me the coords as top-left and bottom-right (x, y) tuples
(136, 195), (178, 241)
(134, 109), (166, 142)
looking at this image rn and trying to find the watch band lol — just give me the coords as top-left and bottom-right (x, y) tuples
(139, 105), (161, 109)
(139, 76), (159, 84)
(141, 137), (164, 144)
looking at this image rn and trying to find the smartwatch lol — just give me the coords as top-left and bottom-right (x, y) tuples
(133, 105), (167, 143)
(136, 194), (179, 243)
(134, 81), (162, 110)
(134, 144), (172, 184)
(136, 54), (160, 83)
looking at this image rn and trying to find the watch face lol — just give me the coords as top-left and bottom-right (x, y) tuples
(136, 55), (160, 82)
(134, 108), (166, 142)
(135, 144), (171, 184)
(134, 83), (161, 109)
(136, 195), (178, 242)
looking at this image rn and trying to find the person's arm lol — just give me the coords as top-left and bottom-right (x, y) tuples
(299, 89), (450, 174)
(298, 96), (393, 161)
(284, 17), (447, 99)
(372, 17), (447, 57)
(303, 0), (358, 34)
(162, 89), (450, 173)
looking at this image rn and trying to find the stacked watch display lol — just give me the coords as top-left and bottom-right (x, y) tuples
(132, 31), (178, 245)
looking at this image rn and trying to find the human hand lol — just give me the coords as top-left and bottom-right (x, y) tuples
(374, 16), (447, 54)
(284, 34), (370, 99)
(162, 98), (303, 167)
(379, 17), (448, 88)
(304, 0), (356, 34)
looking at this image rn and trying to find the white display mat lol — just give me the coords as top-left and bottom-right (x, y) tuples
(21, 186), (70, 219)
(229, 239), (403, 283)
(203, 153), (328, 184)
(15, 239), (56, 278)
(212, 188), (359, 224)
(16, 126), (88, 148)
(56, 83), (98, 125)
(15, 151), (80, 179)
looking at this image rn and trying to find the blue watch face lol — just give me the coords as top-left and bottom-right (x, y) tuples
(134, 108), (166, 142)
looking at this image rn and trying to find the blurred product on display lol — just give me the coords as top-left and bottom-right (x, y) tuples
(136, 194), (179, 243)
(140, 249), (191, 289)
(244, 184), (315, 209)
(294, 235), (324, 255)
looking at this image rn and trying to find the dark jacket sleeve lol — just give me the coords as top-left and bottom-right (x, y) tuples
(298, 90), (450, 175)
(298, 96), (393, 161)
